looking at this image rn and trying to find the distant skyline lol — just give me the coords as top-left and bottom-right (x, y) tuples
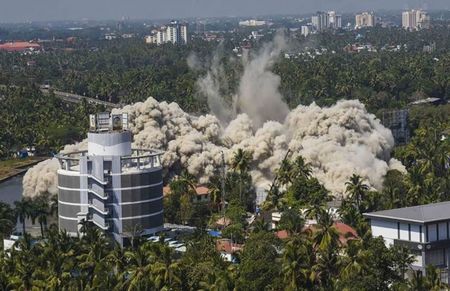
(1, 0), (449, 23)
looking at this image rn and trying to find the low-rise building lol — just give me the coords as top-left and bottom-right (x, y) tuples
(163, 185), (211, 203)
(0, 42), (41, 53)
(238, 19), (266, 27)
(364, 201), (450, 283)
(301, 25), (312, 37)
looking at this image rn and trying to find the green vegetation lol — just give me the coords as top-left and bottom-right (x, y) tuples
(0, 157), (45, 180)
(0, 20), (449, 290)
(0, 117), (449, 289)
(0, 24), (449, 158)
(0, 87), (100, 158)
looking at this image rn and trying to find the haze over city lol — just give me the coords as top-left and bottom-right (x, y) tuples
(1, 0), (449, 22)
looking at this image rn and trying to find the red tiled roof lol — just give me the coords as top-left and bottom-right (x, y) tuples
(275, 230), (289, 239)
(195, 186), (209, 196)
(276, 222), (358, 244)
(0, 42), (41, 52)
(215, 217), (231, 227)
(163, 186), (171, 196)
(163, 185), (210, 196)
(334, 222), (358, 244)
(216, 238), (243, 254)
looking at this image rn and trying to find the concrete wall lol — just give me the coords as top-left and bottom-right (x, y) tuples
(88, 131), (132, 156)
(57, 144), (164, 243)
(371, 219), (398, 245)
(371, 218), (424, 244)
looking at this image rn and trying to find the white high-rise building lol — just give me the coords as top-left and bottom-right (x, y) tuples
(312, 11), (341, 31)
(57, 113), (164, 246)
(301, 25), (312, 37)
(146, 21), (189, 45)
(328, 11), (342, 29)
(312, 12), (329, 31)
(402, 9), (430, 30)
(355, 12), (376, 28)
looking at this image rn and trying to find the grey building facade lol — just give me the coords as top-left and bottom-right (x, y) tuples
(57, 113), (164, 245)
(364, 201), (450, 283)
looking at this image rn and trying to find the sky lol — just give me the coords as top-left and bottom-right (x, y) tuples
(0, 0), (449, 22)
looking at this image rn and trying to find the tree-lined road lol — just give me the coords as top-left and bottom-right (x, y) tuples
(40, 89), (121, 108)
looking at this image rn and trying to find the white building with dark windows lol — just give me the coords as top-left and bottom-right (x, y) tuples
(402, 9), (430, 30)
(327, 11), (342, 29)
(355, 12), (376, 28)
(145, 21), (189, 45)
(312, 11), (342, 32)
(312, 12), (329, 32)
(56, 113), (164, 246)
(364, 202), (450, 283)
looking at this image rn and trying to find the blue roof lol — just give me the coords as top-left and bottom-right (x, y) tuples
(208, 230), (221, 237)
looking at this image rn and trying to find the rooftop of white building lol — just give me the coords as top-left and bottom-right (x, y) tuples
(364, 201), (450, 223)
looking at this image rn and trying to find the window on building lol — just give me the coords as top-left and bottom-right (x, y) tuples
(427, 249), (445, 266)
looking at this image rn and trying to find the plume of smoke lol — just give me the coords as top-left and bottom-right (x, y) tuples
(196, 32), (289, 128)
(235, 33), (289, 127)
(23, 98), (402, 198)
(23, 140), (87, 197)
(23, 34), (405, 198)
(189, 46), (234, 125)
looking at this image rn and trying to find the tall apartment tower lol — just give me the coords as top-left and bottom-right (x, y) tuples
(355, 12), (376, 28)
(312, 11), (341, 31)
(402, 9), (430, 30)
(56, 113), (164, 245)
(328, 11), (342, 29)
(312, 12), (329, 32)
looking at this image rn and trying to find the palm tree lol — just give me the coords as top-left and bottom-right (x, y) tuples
(345, 174), (369, 212)
(424, 264), (446, 290)
(77, 228), (111, 288)
(107, 243), (128, 285)
(282, 237), (311, 290)
(339, 239), (370, 282)
(199, 268), (234, 291)
(231, 148), (252, 202)
(123, 244), (155, 290)
(207, 177), (222, 212)
(178, 171), (198, 196)
(0, 202), (15, 240)
(277, 208), (305, 236)
(292, 156), (312, 180)
(251, 219), (269, 233)
(31, 195), (50, 237)
(14, 198), (31, 235)
(276, 159), (293, 186)
(9, 233), (37, 290)
(152, 244), (181, 290)
(36, 228), (76, 290)
(409, 270), (426, 290)
(312, 209), (340, 251)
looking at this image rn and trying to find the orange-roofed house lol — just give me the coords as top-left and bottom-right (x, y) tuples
(276, 222), (358, 245)
(163, 184), (211, 203)
(216, 238), (244, 253)
(0, 42), (41, 52)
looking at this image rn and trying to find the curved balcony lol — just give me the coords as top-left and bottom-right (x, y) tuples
(56, 149), (164, 173)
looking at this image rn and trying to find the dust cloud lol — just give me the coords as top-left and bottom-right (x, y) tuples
(23, 35), (404, 198)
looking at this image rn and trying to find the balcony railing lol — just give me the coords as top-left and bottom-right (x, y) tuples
(56, 149), (163, 173)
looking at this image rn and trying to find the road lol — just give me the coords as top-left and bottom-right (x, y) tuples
(41, 88), (121, 108)
(0, 84), (122, 108)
